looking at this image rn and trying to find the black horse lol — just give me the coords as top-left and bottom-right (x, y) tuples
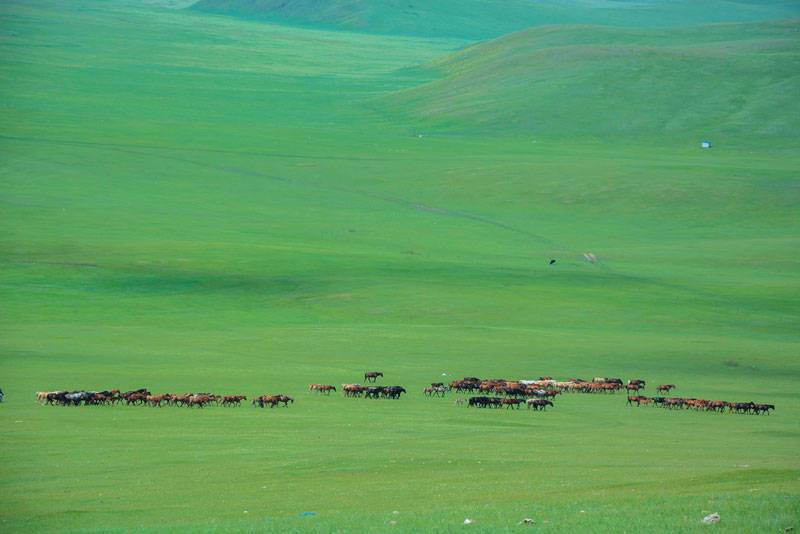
(384, 386), (406, 399)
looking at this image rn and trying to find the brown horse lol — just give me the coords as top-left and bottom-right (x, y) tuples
(342, 384), (364, 397)
(146, 394), (171, 407)
(253, 395), (293, 408)
(364, 371), (383, 383)
(526, 399), (554, 411)
(187, 395), (213, 408)
(310, 385), (336, 394)
(656, 384), (676, 393)
(221, 395), (246, 406)
(501, 398), (524, 409)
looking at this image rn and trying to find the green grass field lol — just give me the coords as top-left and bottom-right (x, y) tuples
(1, 1), (799, 532)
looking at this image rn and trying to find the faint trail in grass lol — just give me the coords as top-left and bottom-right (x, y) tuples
(0, 134), (454, 163)
(0, 133), (559, 249)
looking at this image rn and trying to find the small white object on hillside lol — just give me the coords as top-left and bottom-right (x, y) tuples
(464, 518), (474, 525)
(702, 512), (720, 524)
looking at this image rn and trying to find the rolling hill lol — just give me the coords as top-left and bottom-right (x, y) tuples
(189, 0), (800, 39)
(385, 20), (800, 144)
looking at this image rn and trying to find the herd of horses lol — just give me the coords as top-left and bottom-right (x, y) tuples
(627, 395), (775, 414)
(444, 376), (655, 396)
(34, 389), (292, 408)
(32, 372), (775, 416)
(466, 396), (555, 410)
(340, 384), (407, 399)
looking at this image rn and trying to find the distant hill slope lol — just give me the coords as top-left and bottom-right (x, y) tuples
(384, 20), (800, 143)
(190, 0), (800, 39)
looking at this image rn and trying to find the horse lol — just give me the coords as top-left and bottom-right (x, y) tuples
(468, 396), (490, 408)
(383, 386), (406, 399)
(144, 394), (165, 407)
(364, 371), (383, 383)
(187, 395), (213, 408)
(424, 386), (446, 397)
(627, 395), (648, 406)
(655, 384), (676, 394)
(526, 399), (554, 411)
(315, 385), (336, 395)
(754, 403), (775, 415)
(364, 386), (385, 399)
(221, 395), (246, 406)
(342, 384), (364, 397)
(501, 398), (524, 409)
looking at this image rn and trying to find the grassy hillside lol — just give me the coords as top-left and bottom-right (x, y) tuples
(1, 1), (799, 533)
(190, 0), (800, 39)
(386, 21), (800, 144)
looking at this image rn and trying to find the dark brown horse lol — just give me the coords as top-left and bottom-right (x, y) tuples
(501, 398), (524, 409)
(364, 371), (383, 383)
(221, 395), (246, 406)
(526, 399), (554, 411)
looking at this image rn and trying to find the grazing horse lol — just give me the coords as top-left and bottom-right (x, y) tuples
(312, 385), (336, 395)
(656, 384), (676, 394)
(424, 386), (446, 397)
(364, 371), (383, 383)
(625, 383), (643, 393)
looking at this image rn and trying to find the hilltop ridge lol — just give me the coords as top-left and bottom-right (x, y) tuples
(383, 20), (800, 144)
(190, 0), (800, 39)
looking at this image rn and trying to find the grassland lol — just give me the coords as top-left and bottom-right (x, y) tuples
(0, 1), (799, 532)
(388, 21), (800, 142)
(192, 0), (800, 39)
